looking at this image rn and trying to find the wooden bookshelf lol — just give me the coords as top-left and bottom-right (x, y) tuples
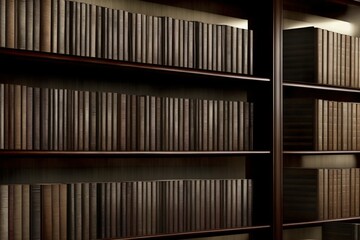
(0, 0), (281, 239)
(283, 0), (360, 239)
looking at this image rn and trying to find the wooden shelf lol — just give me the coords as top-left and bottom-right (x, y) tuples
(283, 81), (360, 94)
(283, 217), (360, 228)
(0, 47), (270, 84)
(283, 151), (360, 155)
(102, 225), (271, 239)
(283, 81), (360, 102)
(0, 150), (271, 157)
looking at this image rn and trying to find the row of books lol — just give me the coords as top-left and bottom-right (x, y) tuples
(284, 27), (360, 89)
(0, 0), (253, 75)
(0, 83), (254, 151)
(323, 222), (360, 240)
(284, 98), (360, 151)
(0, 179), (253, 239)
(284, 168), (360, 222)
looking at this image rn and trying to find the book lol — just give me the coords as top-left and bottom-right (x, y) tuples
(40, 0), (51, 52)
(0, 185), (8, 240)
(0, 0), (5, 47)
(284, 168), (325, 221)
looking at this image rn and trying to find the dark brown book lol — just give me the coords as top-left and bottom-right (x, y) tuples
(40, 0), (51, 52)
(121, 182), (127, 237)
(357, 104), (360, 150)
(8, 84), (14, 149)
(178, 98), (184, 151)
(162, 97), (169, 151)
(19, 85), (27, 149)
(40, 88), (49, 150)
(100, 92), (106, 150)
(53, 88), (59, 150)
(58, 89), (64, 150)
(323, 222), (359, 240)
(202, 99), (208, 151)
(110, 182), (116, 237)
(218, 100), (224, 151)
(67, 184), (75, 240)
(52, 184), (60, 240)
(75, 183), (82, 240)
(59, 184), (67, 240)
(155, 96), (162, 151)
(90, 91), (97, 150)
(75, 2), (81, 56)
(79, 3), (86, 57)
(89, 183), (97, 239)
(89, 4), (96, 57)
(96, 5), (102, 58)
(32, 0), (40, 50)
(112, 93), (118, 151)
(82, 183), (90, 240)
(21, 185), (30, 240)
(113, 9), (119, 60)
(0, 0), (5, 47)
(224, 100), (229, 150)
(51, 0), (58, 53)
(119, 93), (126, 151)
(42, 185), (52, 240)
(173, 18), (180, 67)
(30, 185), (41, 240)
(5, 0), (15, 48)
(107, 8), (113, 60)
(12, 184), (22, 240)
(14, 85), (21, 150)
(150, 96), (156, 151)
(284, 27), (327, 84)
(116, 182), (121, 237)
(284, 168), (325, 221)
(58, 0), (65, 54)
(74, 91), (85, 151)
(137, 95), (146, 151)
(16, 0), (26, 50)
(130, 94), (137, 151)
(73, 90), (79, 150)
(174, 97), (179, 151)
(284, 98), (318, 150)
(65, 0), (70, 54)
(64, 89), (69, 150)
(106, 92), (113, 151)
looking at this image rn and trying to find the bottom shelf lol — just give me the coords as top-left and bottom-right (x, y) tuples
(0, 179), (260, 239)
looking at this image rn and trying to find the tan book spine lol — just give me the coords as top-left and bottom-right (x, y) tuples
(0, 185), (8, 240)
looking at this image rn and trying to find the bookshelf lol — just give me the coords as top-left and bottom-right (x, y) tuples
(0, 0), (283, 239)
(283, 0), (360, 239)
